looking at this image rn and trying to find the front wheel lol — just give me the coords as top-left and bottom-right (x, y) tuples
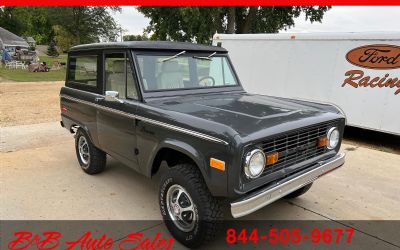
(159, 164), (223, 248)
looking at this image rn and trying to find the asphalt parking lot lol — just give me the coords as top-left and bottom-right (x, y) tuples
(1, 81), (400, 249)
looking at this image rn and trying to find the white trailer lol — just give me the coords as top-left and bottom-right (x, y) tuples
(213, 32), (400, 136)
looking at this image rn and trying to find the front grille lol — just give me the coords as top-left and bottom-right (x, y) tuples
(260, 121), (337, 176)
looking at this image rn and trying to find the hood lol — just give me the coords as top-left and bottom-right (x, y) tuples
(146, 92), (342, 142)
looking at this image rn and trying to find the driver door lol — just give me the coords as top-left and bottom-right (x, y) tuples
(96, 51), (140, 171)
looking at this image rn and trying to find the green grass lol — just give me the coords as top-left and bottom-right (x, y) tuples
(0, 54), (67, 82)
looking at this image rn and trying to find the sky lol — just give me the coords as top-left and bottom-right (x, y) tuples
(114, 6), (400, 37)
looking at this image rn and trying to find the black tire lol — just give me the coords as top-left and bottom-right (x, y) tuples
(159, 164), (223, 248)
(75, 129), (106, 175)
(285, 183), (313, 199)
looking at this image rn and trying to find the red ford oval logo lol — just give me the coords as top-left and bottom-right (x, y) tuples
(346, 44), (400, 70)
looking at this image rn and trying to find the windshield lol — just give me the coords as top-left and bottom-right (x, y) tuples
(136, 53), (238, 92)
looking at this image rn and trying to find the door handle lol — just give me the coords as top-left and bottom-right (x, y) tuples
(95, 97), (104, 102)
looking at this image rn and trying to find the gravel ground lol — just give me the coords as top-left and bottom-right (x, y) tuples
(0, 81), (63, 127)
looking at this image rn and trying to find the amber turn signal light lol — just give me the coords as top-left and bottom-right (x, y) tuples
(266, 152), (279, 166)
(318, 137), (328, 147)
(210, 158), (225, 171)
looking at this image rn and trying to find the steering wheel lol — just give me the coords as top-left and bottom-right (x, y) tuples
(198, 76), (216, 87)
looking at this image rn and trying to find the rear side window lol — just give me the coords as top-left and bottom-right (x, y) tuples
(68, 56), (98, 86)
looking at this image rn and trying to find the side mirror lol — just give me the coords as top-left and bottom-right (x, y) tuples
(105, 91), (123, 103)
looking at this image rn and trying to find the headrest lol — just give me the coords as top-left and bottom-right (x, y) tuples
(161, 61), (181, 73)
(113, 60), (125, 73)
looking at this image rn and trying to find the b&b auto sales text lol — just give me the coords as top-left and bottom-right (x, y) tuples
(7, 231), (174, 250)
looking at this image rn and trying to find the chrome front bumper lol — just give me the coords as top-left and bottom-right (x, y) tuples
(231, 153), (345, 218)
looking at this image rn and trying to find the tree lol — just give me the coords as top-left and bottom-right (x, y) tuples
(0, 7), (121, 49)
(123, 34), (149, 41)
(48, 7), (121, 45)
(0, 7), (29, 37)
(27, 8), (54, 45)
(53, 25), (77, 52)
(0, 7), (54, 44)
(137, 6), (331, 44)
(47, 40), (59, 57)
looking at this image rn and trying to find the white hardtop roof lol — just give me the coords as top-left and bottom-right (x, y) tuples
(213, 32), (400, 41)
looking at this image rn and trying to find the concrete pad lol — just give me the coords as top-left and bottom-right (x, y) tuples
(1, 122), (400, 249)
(1, 143), (161, 220)
(290, 145), (400, 220)
(0, 121), (70, 152)
(0, 122), (327, 220)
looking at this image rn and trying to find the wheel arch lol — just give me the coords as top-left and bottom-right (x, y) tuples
(70, 122), (96, 146)
(149, 140), (206, 179)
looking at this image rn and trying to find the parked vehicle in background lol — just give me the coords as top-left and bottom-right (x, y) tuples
(60, 41), (346, 248)
(28, 62), (49, 72)
(14, 48), (38, 63)
(213, 32), (400, 136)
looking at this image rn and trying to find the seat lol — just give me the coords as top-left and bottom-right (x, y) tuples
(107, 60), (126, 98)
(157, 61), (184, 90)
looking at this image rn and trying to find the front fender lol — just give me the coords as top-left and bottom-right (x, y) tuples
(144, 138), (230, 197)
(147, 139), (205, 177)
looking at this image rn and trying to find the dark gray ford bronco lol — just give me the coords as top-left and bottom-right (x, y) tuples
(60, 41), (345, 248)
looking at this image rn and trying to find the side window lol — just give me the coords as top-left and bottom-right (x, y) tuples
(105, 53), (138, 99)
(126, 57), (138, 99)
(68, 56), (98, 86)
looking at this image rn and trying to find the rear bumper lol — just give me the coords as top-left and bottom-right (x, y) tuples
(231, 152), (345, 218)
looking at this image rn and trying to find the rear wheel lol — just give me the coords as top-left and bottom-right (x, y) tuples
(159, 164), (223, 248)
(75, 129), (106, 174)
(285, 183), (313, 199)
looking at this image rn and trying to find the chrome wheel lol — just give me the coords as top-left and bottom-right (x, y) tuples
(166, 184), (197, 232)
(78, 136), (90, 166)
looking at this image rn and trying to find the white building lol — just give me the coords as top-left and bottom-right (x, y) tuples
(0, 27), (29, 56)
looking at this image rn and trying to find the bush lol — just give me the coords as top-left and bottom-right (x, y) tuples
(47, 41), (59, 57)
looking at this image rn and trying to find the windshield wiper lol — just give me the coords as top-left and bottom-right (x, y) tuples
(193, 52), (217, 61)
(161, 51), (186, 62)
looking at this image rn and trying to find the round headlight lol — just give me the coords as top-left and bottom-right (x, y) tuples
(327, 127), (340, 149)
(244, 149), (266, 178)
